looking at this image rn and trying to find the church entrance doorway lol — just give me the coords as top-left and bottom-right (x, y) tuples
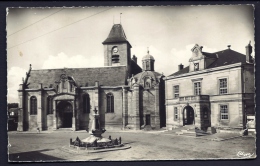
(57, 101), (73, 128)
(183, 106), (194, 125)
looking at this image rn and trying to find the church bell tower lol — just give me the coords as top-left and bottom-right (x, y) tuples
(102, 24), (132, 68)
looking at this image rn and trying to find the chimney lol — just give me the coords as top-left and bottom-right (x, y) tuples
(178, 63), (184, 71)
(200, 46), (203, 51)
(132, 55), (137, 63)
(38, 83), (42, 89)
(95, 81), (99, 87)
(246, 41), (253, 63)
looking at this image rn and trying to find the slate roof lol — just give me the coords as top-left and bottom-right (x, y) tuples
(27, 66), (128, 89)
(168, 66), (189, 77)
(102, 24), (130, 44)
(131, 60), (142, 75)
(169, 48), (246, 77)
(207, 49), (246, 68)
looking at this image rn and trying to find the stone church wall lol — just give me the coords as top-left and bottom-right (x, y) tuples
(79, 89), (95, 131)
(100, 88), (123, 130)
(140, 89), (155, 126)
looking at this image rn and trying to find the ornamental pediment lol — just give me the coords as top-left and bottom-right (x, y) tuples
(189, 44), (204, 62)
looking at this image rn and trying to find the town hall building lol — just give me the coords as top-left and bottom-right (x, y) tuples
(17, 24), (166, 132)
(164, 43), (255, 132)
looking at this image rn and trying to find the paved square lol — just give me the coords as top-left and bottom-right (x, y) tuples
(8, 131), (256, 161)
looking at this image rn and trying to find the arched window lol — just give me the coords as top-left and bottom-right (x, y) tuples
(106, 93), (114, 113)
(30, 96), (37, 115)
(62, 80), (66, 89)
(83, 94), (90, 113)
(146, 61), (149, 69)
(70, 82), (74, 92)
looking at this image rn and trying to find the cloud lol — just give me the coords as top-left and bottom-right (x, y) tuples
(7, 67), (27, 103)
(42, 52), (103, 69)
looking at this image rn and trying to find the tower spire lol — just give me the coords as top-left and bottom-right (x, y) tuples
(147, 47), (149, 54)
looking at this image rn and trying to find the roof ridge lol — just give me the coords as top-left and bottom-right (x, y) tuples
(31, 65), (127, 71)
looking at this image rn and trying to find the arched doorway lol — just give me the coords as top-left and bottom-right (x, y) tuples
(56, 101), (73, 128)
(183, 106), (195, 125)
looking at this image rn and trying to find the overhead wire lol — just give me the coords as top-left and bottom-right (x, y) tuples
(7, 8), (64, 37)
(7, 7), (114, 50)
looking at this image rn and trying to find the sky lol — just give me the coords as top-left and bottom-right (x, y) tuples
(6, 5), (254, 103)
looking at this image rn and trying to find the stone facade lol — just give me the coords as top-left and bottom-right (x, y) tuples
(17, 24), (166, 132)
(165, 43), (255, 131)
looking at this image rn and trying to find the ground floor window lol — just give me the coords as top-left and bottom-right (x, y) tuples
(174, 107), (178, 121)
(220, 105), (228, 120)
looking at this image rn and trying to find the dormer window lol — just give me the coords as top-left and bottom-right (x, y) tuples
(194, 63), (199, 71)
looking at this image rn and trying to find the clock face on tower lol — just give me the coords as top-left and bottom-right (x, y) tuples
(113, 47), (118, 53)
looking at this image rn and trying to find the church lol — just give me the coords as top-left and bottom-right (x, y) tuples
(17, 24), (166, 131)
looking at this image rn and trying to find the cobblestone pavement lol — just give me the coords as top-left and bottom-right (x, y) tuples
(7, 130), (256, 161)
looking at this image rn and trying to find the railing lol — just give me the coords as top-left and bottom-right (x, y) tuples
(179, 95), (209, 101)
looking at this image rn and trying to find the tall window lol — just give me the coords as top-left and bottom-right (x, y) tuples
(220, 105), (228, 120)
(83, 94), (90, 113)
(146, 61), (149, 69)
(174, 107), (178, 121)
(106, 93), (114, 113)
(219, 78), (227, 94)
(173, 85), (179, 98)
(62, 80), (66, 89)
(194, 82), (201, 95)
(47, 97), (53, 114)
(56, 85), (59, 92)
(70, 83), (74, 92)
(30, 96), (37, 115)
